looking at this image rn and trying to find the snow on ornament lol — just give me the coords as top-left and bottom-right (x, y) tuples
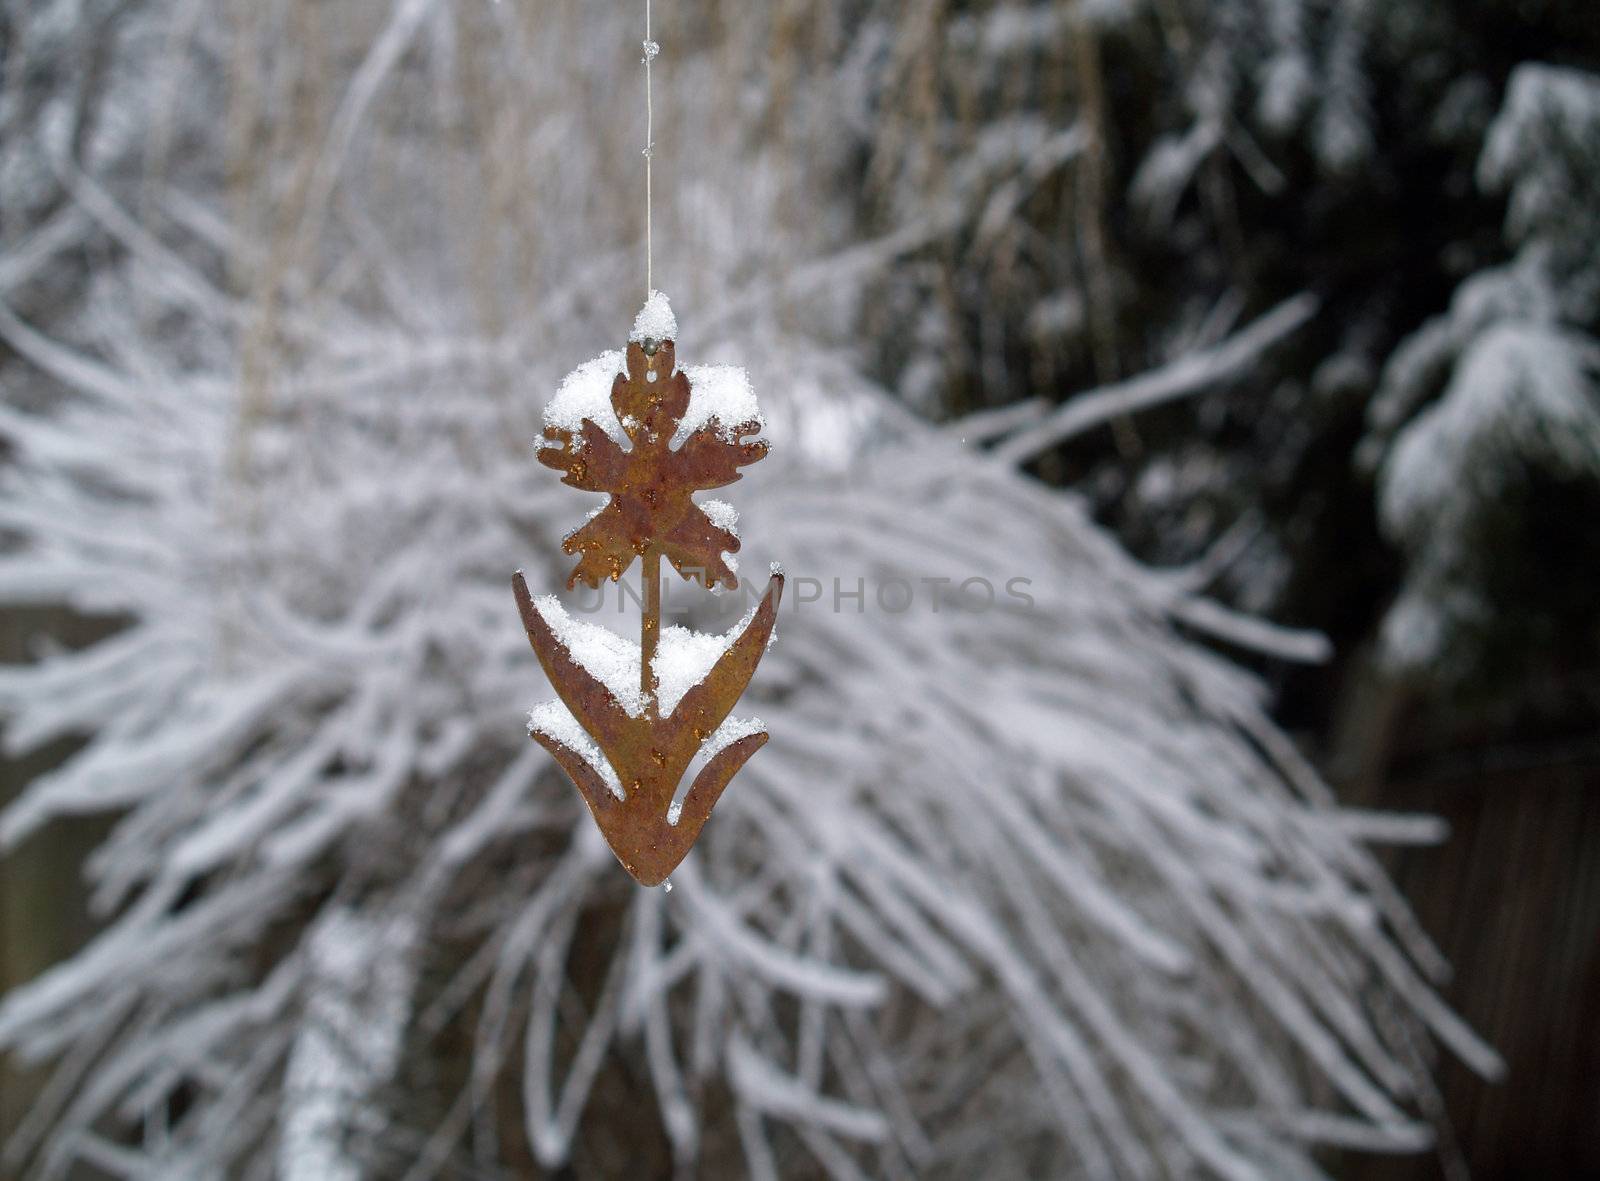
(514, 292), (782, 886)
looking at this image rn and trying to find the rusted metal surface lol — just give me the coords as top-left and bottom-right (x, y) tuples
(539, 338), (767, 591)
(516, 331), (781, 886)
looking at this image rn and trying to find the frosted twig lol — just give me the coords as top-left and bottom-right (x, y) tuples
(992, 294), (1319, 464)
(298, 0), (440, 258)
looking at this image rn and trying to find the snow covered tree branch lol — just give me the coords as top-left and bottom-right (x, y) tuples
(989, 294), (1319, 465)
(1363, 63), (1600, 676)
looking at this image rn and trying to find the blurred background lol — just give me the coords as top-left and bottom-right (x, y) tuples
(1, 1), (1597, 1178)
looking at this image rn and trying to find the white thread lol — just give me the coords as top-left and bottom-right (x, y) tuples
(643, 0), (654, 296)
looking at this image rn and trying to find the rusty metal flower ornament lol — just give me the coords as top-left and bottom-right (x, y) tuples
(514, 293), (783, 885)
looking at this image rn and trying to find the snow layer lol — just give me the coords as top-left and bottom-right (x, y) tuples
(699, 714), (766, 762)
(1481, 64), (1600, 243)
(698, 498), (739, 535)
(630, 290), (678, 344)
(1381, 322), (1600, 542)
(673, 364), (764, 446)
(529, 594), (760, 719)
(527, 701), (624, 800)
(653, 626), (733, 716)
(544, 318), (762, 454)
(532, 594), (648, 717)
(543, 350), (627, 444)
(1368, 63), (1600, 672)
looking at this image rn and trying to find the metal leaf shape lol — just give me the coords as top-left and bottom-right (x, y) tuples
(515, 569), (783, 885)
(517, 311), (780, 885)
(538, 340), (767, 590)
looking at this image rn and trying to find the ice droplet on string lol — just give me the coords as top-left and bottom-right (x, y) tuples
(642, 39), (660, 63)
(662, 878), (673, 893)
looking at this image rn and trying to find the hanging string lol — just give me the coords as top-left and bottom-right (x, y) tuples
(642, 0), (659, 296)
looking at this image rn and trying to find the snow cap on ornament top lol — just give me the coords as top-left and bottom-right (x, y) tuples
(630, 289), (678, 351)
